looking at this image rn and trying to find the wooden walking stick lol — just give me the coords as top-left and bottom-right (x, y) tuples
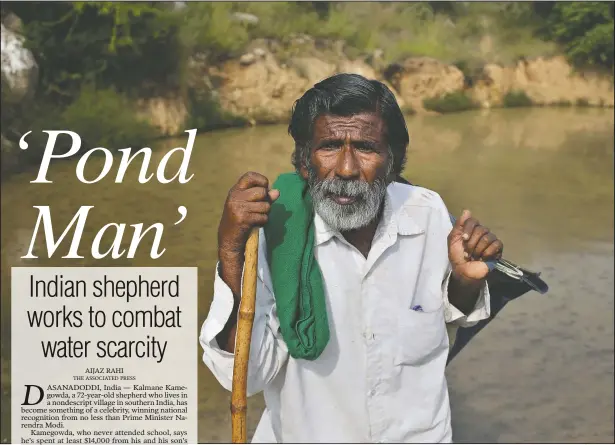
(231, 227), (259, 443)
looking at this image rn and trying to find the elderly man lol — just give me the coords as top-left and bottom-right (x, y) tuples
(200, 73), (503, 442)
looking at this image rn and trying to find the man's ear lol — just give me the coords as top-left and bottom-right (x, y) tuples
(299, 165), (309, 180)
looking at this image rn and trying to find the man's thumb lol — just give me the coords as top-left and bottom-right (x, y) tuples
(268, 189), (280, 201)
(455, 209), (471, 231)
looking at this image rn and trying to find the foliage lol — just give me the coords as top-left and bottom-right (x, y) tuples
(8, 2), (185, 102)
(502, 91), (533, 108)
(185, 88), (247, 132)
(176, 2), (249, 61)
(539, 2), (614, 69)
(14, 87), (158, 168)
(179, 2), (449, 63)
(2, 0), (613, 165)
(423, 92), (478, 113)
(60, 86), (157, 149)
(7, 1), (611, 105)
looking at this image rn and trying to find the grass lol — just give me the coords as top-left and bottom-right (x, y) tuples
(503, 90), (534, 108)
(179, 2), (560, 67)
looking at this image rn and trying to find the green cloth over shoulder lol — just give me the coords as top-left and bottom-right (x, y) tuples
(263, 172), (330, 360)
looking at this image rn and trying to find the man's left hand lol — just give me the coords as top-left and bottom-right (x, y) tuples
(447, 209), (504, 284)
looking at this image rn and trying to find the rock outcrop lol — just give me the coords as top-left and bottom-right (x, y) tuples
(135, 96), (189, 137)
(471, 56), (614, 108)
(1, 14), (39, 177)
(205, 45), (407, 125)
(209, 50), (307, 124)
(384, 57), (465, 112)
(1, 20), (38, 105)
(164, 51), (615, 133)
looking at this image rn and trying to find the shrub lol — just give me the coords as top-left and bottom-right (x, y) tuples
(2, 88), (160, 176)
(178, 2), (250, 61)
(553, 99), (573, 107)
(502, 90), (533, 108)
(576, 97), (591, 107)
(185, 89), (247, 131)
(14, 87), (156, 162)
(60, 87), (158, 150)
(539, 2), (614, 70)
(423, 91), (478, 113)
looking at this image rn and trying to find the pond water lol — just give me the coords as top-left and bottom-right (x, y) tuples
(1, 107), (613, 442)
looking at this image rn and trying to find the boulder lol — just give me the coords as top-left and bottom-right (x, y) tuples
(289, 57), (336, 84)
(337, 59), (377, 79)
(210, 53), (409, 124)
(239, 53), (257, 66)
(212, 52), (310, 123)
(336, 59), (405, 109)
(231, 12), (259, 26)
(384, 57), (465, 111)
(1, 21), (38, 105)
(1, 13), (40, 177)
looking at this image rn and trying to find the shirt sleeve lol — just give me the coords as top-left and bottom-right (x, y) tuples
(434, 194), (492, 328)
(441, 266), (491, 327)
(199, 228), (289, 397)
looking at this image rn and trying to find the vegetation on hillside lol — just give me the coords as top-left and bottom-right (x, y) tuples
(1, 1), (613, 156)
(5, 2), (613, 100)
(537, 2), (614, 71)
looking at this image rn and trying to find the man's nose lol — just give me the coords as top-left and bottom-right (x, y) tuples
(335, 145), (360, 180)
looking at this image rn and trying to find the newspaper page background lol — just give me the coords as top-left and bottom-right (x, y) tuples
(11, 267), (198, 444)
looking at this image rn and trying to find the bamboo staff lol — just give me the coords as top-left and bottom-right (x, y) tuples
(231, 227), (260, 443)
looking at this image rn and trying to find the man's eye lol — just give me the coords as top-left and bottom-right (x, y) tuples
(355, 146), (376, 153)
(320, 145), (340, 151)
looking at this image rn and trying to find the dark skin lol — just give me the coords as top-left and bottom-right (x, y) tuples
(215, 112), (503, 352)
(298, 113), (390, 257)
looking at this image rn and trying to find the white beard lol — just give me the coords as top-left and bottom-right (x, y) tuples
(307, 169), (388, 232)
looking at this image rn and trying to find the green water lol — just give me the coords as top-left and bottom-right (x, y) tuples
(1, 107), (613, 442)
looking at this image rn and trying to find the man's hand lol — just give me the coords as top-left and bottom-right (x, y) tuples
(448, 209), (503, 282)
(446, 209), (503, 314)
(218, 171), (280, 257)
(215, 171), (279, 352)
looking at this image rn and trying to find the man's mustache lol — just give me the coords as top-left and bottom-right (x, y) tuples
(309, 177), (374, 199)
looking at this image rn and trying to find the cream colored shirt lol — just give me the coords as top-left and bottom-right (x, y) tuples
(200, 182), (490, 443)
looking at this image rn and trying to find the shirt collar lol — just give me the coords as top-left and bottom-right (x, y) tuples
(313, 182), (424, 246)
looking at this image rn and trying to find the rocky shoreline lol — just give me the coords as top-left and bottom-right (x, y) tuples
(140, 41), (614, 137)
(2, 12), (614, 176)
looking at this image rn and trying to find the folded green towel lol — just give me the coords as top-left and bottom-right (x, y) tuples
(263, 172), (330, 360)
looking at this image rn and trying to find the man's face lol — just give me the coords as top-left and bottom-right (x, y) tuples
(300, 112), (393, 232)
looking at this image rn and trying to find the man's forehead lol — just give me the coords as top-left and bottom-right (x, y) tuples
(312, 113), (386, 139)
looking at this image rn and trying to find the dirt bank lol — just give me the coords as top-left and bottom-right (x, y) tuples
(138, 41), (614, 136)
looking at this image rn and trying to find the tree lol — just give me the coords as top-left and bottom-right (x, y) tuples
(7, 2), (184, 102)
(542, 2), (614, 69)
